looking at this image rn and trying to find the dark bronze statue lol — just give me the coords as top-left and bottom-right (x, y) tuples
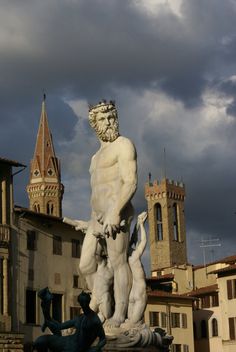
(33, 290), (106, 352)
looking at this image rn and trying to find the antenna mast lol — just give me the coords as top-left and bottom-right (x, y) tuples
(199, 237), (221, 268)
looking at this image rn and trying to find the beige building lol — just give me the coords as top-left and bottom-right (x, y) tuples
(0, 157), (26, 350)
(188, 257), (236, 352)
(12, 206), (85, 348)
(145, 286), (195, 352)
(144, 176), (236, 352)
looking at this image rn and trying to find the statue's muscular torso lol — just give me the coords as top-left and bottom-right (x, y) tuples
(90, 136), (136, 219)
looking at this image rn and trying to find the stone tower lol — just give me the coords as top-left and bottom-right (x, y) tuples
(27, 97), (64, 217)
(145, 178), (187, 273)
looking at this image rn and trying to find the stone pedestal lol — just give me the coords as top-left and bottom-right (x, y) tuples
(0, 332), (24, 352)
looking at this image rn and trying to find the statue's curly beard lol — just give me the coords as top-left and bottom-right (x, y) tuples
(95, 120), (120, 142)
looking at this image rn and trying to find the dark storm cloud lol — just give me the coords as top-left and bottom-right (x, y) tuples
(0, 0), (235, 105)
(1, 0), (236, 269)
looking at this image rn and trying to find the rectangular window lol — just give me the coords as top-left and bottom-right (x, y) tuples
(53, 235), (62, 255)
(227, 280), (236, 300)
(182, 313), (187, 328)
(201, 295), (210, 308)
(229, 317), (236, 340)
(171, 313), (180, 328)
(72, 239), (80, 258)
(27, 230), (36, 251)
(172, 344), (181, 352)
(161, 312), (167, 328)
(70, 306), (81, 319)
(26, 289), (36, 324)
(52, 293), (62, 323)
(149, 311), (159, 326)
(212, 293), (219, 307)
(73, 275), (80, 288)
(183, 345), (189, 352)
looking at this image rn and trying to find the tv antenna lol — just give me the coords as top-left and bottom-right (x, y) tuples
(199, 237), (221, 267)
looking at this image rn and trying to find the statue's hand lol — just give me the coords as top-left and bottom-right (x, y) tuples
(46, 319), (60, 332)
(74, 220), (88, 232)
(137, 211), (147, 226)
(103, 212), (121, 238)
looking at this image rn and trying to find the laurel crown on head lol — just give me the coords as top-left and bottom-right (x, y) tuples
(88, 99), (116, 113)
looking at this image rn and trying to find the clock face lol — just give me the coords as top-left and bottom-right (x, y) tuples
(47, 168), (54, 176)
(33, 169), (40, 177)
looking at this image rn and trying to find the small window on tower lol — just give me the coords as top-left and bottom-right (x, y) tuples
(33, 203), (40, 213)
(47, 201), (54, 215)
(155, 203), (163, 241)
(173, 203), (179, 241)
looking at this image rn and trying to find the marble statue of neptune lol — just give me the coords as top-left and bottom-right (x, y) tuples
(78, 100), (137, 328)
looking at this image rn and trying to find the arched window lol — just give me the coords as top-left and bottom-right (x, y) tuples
(155, 203), (163, 241)
(201, 320), (208, 338)
(212, 318), (218, 337)
(34, 203), (40, 213)
(173, 203), (179, 241)
(47, 201), (54, 215)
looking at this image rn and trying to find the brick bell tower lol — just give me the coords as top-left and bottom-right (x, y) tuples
(145, 177), (187, 273)
(27, 96), (64, 217)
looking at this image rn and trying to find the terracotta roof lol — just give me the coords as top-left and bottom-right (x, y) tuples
(148, 290), (195, 300)
(185, 284), (218, 296)
(193, 254), (236, 271)
(14, 205), (63, 222)
(211, 264), (236, 275)
(0, 157), (26, 167)
(217, 255), (236, 264)
(146, 274), (174, 282)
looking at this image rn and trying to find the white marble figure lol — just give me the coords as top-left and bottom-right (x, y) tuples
(121, 211), (148, 328)
(76, 101), (137, 328)
(89, 251), (114, 323)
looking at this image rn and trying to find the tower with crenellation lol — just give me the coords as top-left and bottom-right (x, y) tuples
(26, 96), (64, 217)
(145, 178), (187, 274)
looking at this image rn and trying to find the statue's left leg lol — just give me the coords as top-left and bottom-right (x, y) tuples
(106, 231), (131, 327)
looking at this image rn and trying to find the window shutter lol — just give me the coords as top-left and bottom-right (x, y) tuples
(182, 313), (187, 328)
(229, 318), (235, 340)
(227, 280), (233, 300)
(233, 280), (236, 299)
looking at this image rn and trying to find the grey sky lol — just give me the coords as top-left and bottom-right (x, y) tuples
(1, 0), (236, 272)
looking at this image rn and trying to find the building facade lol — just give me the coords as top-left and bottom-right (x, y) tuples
(12, 206), (85, 348)
(145, 289), (195, 352)
(0, 157), (26, 350)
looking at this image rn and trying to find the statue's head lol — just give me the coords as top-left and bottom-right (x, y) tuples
(78, 291), (91, 311)
(88, 100), (119, 142)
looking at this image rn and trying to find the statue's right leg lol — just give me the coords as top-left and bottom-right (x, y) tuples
(79, 225), (98, 291)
